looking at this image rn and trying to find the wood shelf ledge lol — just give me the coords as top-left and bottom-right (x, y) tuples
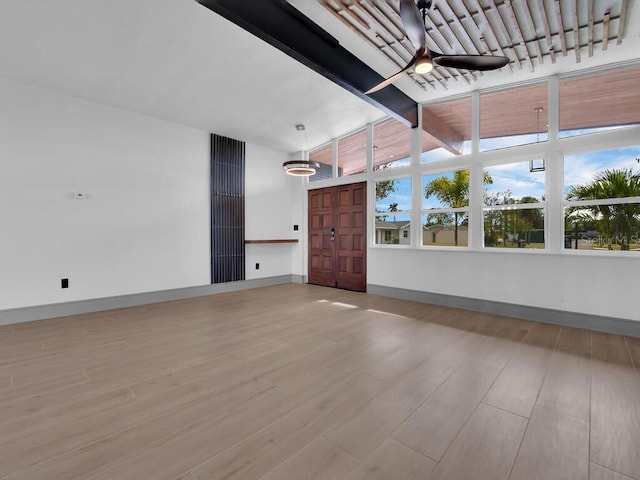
(245, 239), (299, 244)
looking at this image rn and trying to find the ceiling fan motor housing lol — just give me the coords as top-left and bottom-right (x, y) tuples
(416, 0), (433, 12)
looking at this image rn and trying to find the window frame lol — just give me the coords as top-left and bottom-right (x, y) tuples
(302, 62), (640, 257)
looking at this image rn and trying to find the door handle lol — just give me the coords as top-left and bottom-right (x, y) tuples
(330, 228), (335, 241)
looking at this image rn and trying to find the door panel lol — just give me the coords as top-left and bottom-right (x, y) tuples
(308, 182), (367, 292)
(335, 183), (367, 291)
(308, 188), (335, 287)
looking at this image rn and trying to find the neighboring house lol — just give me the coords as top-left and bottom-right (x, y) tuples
(423, 225), (469, 246)
(376, 222), (469, 246)
(375, 220), (411, 245)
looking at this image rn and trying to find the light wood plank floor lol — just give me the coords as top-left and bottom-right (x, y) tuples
(1, 284), (639, 480)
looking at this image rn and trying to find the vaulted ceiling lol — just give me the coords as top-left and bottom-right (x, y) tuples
(317, 0), (631, 91)
(0, 1), (638, 154)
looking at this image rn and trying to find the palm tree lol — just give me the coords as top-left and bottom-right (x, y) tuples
(424, 170), (492, 245)
(388, 202), (398, 221)
(566, 168), (640, 250)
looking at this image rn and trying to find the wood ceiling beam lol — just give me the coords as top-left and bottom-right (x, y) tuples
(334, 1), (444, 90)
(537, 0), (556, 63)
(361, 0), (446, 89)
(429, 7), (475, 84)
(359, 0), (438, 89)
(571, 0), (581, 63)
(358, 1), (404, 45)
(479, 36), (492, 55)
(486, 0), (523, 70)
(441, 1), (488, 81)
(521, 1), (544, 65)
(468, 0), (514, 71)
(327, 3), (437, 91)
(330, 3), (368, 36)
(618, 0), (629, 45)
(441, 2), (481, 56)
(554, 0), (568, 56)
(426, 18), (454, 50)
(503, 0), (535, 70)
(603, 11), (610, 51)
(374, 0), (405, 34)
(342, 2), (370, 30)
(422, 109), (464, 156)
(457, 0), (503, 73)
(335, 4), (402, 63)
(196, 0), (418, 127)
(588, 0), (594, 57)
(423, 10), (465, 82)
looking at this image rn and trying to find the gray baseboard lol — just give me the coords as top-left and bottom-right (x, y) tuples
(368, 284), (640, 338)
(291, 274), (307, 284)
(0, 275), (297, 326)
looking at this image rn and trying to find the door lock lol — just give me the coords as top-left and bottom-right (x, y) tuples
(330, 228), (335, 241)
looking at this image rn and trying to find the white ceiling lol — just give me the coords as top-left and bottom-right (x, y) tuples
(1, 0), (639, 154)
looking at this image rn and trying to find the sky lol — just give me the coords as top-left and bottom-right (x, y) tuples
(485, 162), (545, 204)
(376, 177), (412, 213)
(564, 145), (640, 195)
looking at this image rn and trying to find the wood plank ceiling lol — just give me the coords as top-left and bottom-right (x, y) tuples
(309, 1), (637, 176)
(319, 0), (631, 92)
(310, 64), (640, 176)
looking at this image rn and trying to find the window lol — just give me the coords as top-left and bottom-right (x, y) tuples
(422, 170), (470, 247)
(375, 177), (411, 245)
(308, 143), (333, 182)
(338, 129), (367, 176)
(304, 68), (640, 256)
(422, 97), (472, 162)
(480, 83), (548, 152)
(483, 161), (546, 248)
(373, 117), (411, 170)
(564, 146), (640, 252)
(559, 65), (640, 138)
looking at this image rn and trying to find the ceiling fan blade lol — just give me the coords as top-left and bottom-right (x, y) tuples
(399, 0), (427, 51)
(432, 54), (509, 71)
(365, 56), (416, 94)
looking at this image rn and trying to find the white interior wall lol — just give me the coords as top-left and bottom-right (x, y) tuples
(0, 78), (302, 311)
(0, 78), (211, 310)
(244, 143), (304, 279)
(369, 248), (637, 321)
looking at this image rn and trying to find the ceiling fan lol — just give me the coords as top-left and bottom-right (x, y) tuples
(366, 0), (510, 94)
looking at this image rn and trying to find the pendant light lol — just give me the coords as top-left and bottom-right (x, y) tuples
(282, 124), (319, 176)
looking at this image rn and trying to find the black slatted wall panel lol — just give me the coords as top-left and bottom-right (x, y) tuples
(211, 134), (245, 284)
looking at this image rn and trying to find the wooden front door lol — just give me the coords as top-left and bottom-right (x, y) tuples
(308, 182), (366, 292)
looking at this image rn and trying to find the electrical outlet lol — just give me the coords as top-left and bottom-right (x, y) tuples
(293, 224), (299, 231)
(255, 263), (260, 270)
(61, 278), (69, 289)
